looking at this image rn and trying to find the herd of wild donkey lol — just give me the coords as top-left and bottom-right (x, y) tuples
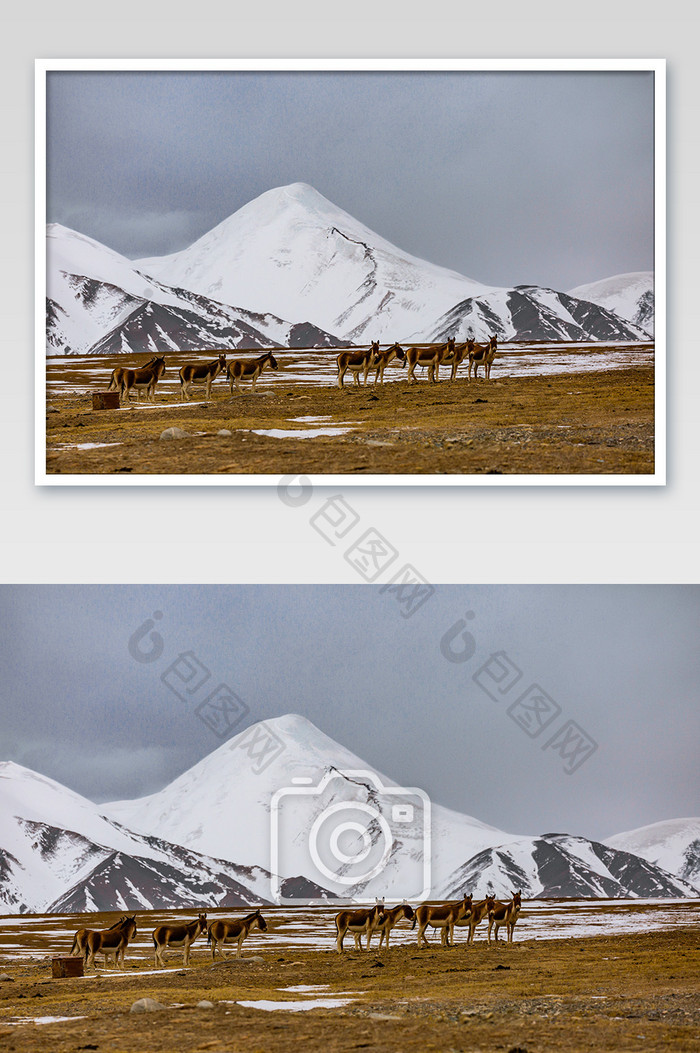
(104, 336), (499, 403)
(67, 891), (522, 970)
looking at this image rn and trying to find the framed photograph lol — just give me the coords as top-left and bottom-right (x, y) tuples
(37, 59), (664, 485)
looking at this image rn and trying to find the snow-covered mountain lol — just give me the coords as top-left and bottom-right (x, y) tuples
(105, 714), (511, 904)
(569, 272), (654, 338)
(0, 761), (273, 913)
(47, 186), (654, 353)
(441, 833), (697, 901)
(3, 716), (691, 912)
(605, 818), (700, 891)
(136, 183), (490, 345)
(105, 714), (694, 904)
(135, 183), (652, 344)
(423, 285), (651, 343)
(46, 223), (342, 356)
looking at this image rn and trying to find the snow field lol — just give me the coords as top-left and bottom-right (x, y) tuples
(1, 900), (698, 967)
(46, 343), (654, 402)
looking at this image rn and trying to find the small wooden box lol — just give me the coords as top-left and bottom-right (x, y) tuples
(92, 391), (120, 411)
(51, 956), (84, 978)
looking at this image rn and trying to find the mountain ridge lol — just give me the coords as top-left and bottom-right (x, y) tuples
(2, 715), (690, 912)
(46, 183), (654, 353)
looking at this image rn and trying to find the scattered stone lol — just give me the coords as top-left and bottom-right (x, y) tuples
(159, 427), (189, 440)
(217, 429), (232, 437)
(130, 997), (166, 1013)
(0, 974), (14, 982)
(196, 1000), (214, 1009)
(367, 1012), (401, 1020)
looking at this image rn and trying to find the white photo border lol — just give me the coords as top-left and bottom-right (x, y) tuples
(35, 57), (666, 487)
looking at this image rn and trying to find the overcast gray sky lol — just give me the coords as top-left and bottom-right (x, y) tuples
(2, 585), (696, 842)
(45, 68), (655, 290)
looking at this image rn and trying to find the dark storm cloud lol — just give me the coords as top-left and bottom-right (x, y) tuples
(1, 585), (697, 841)
(45, 68), (655, 288)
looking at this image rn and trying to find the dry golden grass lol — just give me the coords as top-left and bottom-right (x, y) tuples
(0, 917), (697, 1051)
(45, 363), (655, 476)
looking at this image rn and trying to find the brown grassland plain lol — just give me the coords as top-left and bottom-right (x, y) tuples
(44, 354), (655, 477)
(0, 915), (697, 1052)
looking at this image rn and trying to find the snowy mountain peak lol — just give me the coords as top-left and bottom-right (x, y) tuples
(605, 817), (700, 889)
(272, 181), (337, 210)
(1, 716), (693, 911)
(568, 271), (654, 337)
(134, 181), (489, 340)
(47, 184), (655, 352)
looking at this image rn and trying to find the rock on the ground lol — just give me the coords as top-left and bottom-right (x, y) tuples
(130, 997), (167, 1013)
(159, 427), (189, 440)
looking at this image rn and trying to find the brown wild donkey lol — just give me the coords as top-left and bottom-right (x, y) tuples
(71, 916), (126, 959)
(468, 336), (498, 380)
(152, 913), (208, 967)
(84, 915), (137, 969)
(406, 339), (455, 383)
(208, 910), (267, 959)
(451, 894), (496, 944)
(367, 902), (415, 950)
(414, 894), (472, 948)
(227, 351), (278, 393)
(439, 339), (473, 381)
(179, 355), (226, 400)
(369, 343), (406, 384)
(118, 356), (167, 403)
(337, 342), (380, 388)
(335, 903), (385, 952)
(488, 890), (522, 945)
(108, 357), (159, 401)
(468, 894), (497, 943)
